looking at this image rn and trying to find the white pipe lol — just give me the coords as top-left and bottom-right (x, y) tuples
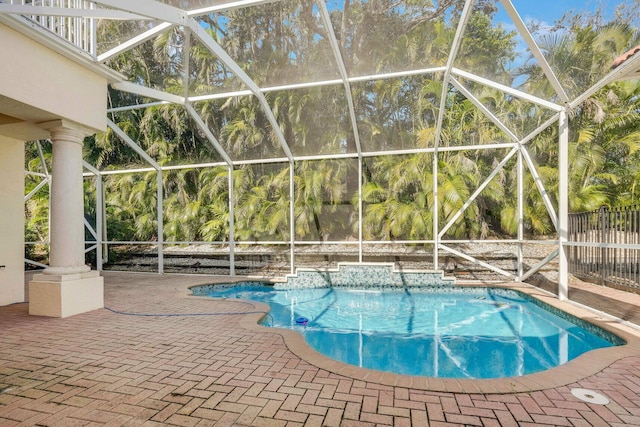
(558, 109), (569, 300)
(157, 170), (164, 274)
(517, 149), (523, 280)
(228, 166), (235, 276)
(289, 163), (295, 275)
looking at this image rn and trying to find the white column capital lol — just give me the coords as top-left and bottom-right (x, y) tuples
(38, 119), (95, 143)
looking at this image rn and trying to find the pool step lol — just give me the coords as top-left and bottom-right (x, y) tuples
(278, 262), (456, 289)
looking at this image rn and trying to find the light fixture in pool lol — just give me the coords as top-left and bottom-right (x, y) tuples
(197, 283), (623, 379)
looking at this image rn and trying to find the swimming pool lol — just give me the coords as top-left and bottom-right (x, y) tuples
(201, 284), (623, 379)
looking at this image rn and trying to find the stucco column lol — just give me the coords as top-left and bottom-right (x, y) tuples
(29, 119), (103, 317)
(44, 121), (91, 275)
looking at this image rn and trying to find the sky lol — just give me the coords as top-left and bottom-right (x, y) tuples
(491, 0), (630, 74)
(498, 0), (630, 30)
(509, 0), (597, 23)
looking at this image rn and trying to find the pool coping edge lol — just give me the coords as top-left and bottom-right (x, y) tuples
(190, 281), (640, 394)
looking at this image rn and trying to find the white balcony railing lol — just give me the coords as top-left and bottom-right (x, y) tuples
(5, 0), (96, 56)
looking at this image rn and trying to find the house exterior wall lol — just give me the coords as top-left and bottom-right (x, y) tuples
(0, 23), (107, 133)
(0, 22), (108, 308)
(0, 135), (25, 305)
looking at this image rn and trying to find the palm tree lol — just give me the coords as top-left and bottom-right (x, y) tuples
(231, 164), (290, 241)
(198, 166), (231, 242)
(361, 154), (434, 240)
(102, 172), (158, 241)
(294, 160), (350, 241)
(71, 0), (640, 256)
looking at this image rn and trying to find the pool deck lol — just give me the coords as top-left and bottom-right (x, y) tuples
(1, 272), (639, 426)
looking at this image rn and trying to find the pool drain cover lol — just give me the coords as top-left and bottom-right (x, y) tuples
(571, 388), (609, 405)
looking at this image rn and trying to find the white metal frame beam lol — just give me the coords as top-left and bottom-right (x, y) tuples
(98, 23), (174, 63)
(114, 66), (448, 110)
(316, 0), (362, 156)
(438, 147), (519, 238)
(439, 243), (517, 279)
(184, 103), (233, 166)
(517, 148), (524, 279)
(558, 109), (569, 299)
(88, 143), (524, 176)
(316, 0), (365, 261)
(24, 140), (51, 202)
(189, 15), (296, 271)
(92, 0), (187, 24)
(520, 249), (558, 282)
(450, 77), (520, 142)
(188, 0), (280, 16)
(184, 101), (237, 273)
(82, 161), (105, 269)
(499, 0), (570, 105)
(520, 146), (559, 230)
(108, 101), (170, 113)
(431, 0), (476, 268)
(23, 140), (52, 268)
(451, 68), (563, 112)
(24, 178), (50, 202)
(520, 113), (560, 146)
(189, 19), (293, 161)
(570, 50), (640, 108)
(107, 118), (165, 273)
(111, 81), (185, 105)
(0, 4), (147, 20)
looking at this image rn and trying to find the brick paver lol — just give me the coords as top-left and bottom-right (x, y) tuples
(0, 272), (639, 426)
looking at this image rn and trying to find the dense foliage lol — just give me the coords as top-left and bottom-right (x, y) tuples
(24, 0), (640, 249)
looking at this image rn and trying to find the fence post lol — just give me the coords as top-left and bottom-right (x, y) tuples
(600, 206), (606, 287)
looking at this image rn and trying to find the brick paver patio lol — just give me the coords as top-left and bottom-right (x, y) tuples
(1, 272), (640, 426)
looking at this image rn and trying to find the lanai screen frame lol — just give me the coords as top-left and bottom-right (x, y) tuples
(6, 0), (640, 300)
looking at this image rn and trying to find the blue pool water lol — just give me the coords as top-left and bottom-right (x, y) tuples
(204, 285), (622, 379)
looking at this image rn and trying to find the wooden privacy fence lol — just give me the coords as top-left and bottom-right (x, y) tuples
(568, 206), (640, 293)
